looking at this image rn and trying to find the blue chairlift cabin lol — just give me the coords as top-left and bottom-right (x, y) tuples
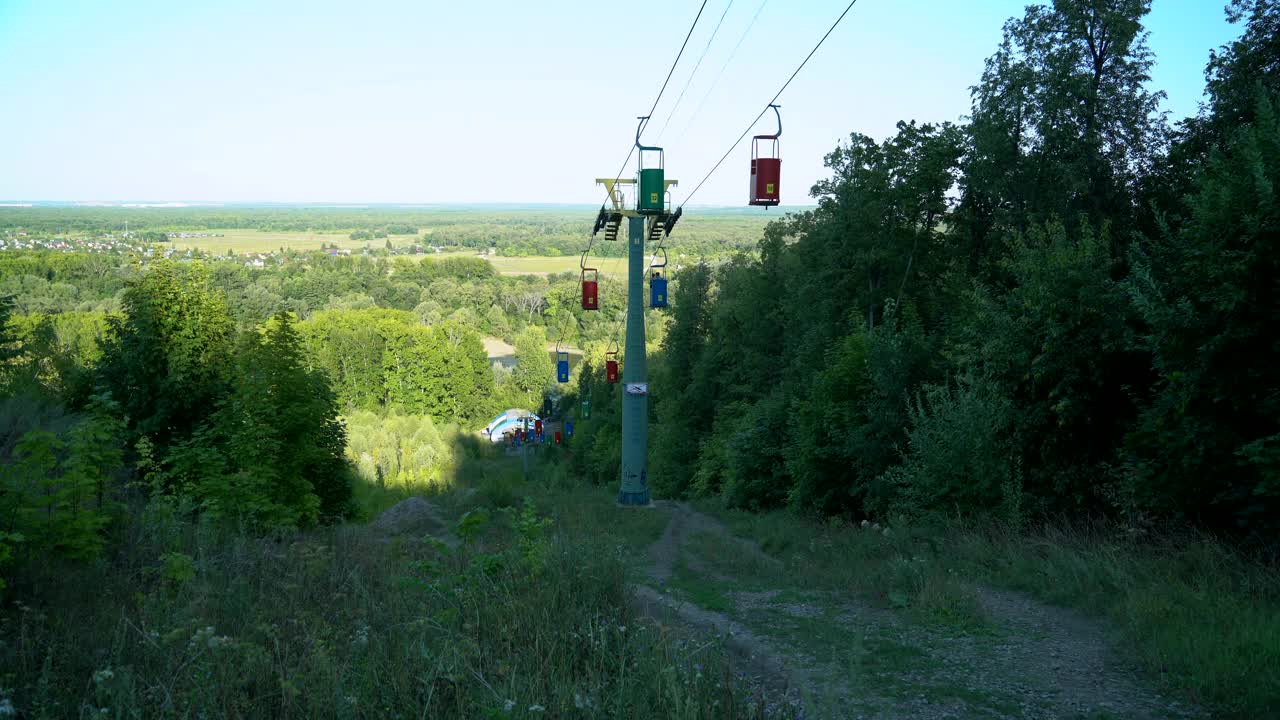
(556, 348), (570, 383)
(650, 246), (668, 309)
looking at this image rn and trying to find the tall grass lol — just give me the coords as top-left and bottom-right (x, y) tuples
(956, 524), (1280, 718)
(0, 495), (773, 719)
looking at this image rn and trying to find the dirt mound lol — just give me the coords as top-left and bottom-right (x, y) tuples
(372, 497), (456, 546)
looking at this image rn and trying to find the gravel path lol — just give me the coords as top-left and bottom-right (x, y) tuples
(633, 502), (1199, 720)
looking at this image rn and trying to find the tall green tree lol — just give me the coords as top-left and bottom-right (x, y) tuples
(97, 261), (233, 450)
(298, 308), (414, 410)
(512, 326), (553, 405)
(952, 220), (1141, 511)
(434, 320), (495, 427)
(1127, 93), (1280, 530)
(167, 313), (351, 526)
(650, 263), (713, 498)
(957, 0), (1165, 262)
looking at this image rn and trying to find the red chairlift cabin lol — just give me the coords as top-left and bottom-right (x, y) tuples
(581, 267), (599, 310)
(749, 104), (782, 207)
(581, 251), (599, 310)
(605, 345), (619, 384)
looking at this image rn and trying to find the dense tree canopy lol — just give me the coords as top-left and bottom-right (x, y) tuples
(565, 0), (1280, 536)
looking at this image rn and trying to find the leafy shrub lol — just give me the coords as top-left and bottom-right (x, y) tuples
(720, 391), (792, 511)
(881, 372), (1016, 519)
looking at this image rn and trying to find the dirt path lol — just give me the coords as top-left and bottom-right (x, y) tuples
(634, 502), (1198, 720)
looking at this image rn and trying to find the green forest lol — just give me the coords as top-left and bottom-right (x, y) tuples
(1, 0), (1279, 717)
(568, 0), (1280, 537)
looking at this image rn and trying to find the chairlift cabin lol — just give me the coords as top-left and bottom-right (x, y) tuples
(636, 116), (666, 215)
(650, 246), (668, 309)
(556, 349), (570, 383)
(749, 105), (782, 207)
(605, 345), (620, 384)
(581, 265), (599, 310)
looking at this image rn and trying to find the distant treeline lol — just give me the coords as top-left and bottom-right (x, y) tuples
(573, 0), (1280, 537)
(0, 251), (656, 349)
(0, 208), (770, 258)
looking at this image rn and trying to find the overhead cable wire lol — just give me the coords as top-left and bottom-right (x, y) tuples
(591, 0), (711, 347)
(598, 0), (710, 212)
(568, 0), (710, 350)
(588, 0), (709, 275)
(675, 0), (769, 144)
(679, 0), (859, 208)
(655, 0), (736, 140)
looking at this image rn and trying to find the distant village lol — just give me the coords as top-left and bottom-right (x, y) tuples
(1, 230), (155, 255)
(0, 228), (457, 267)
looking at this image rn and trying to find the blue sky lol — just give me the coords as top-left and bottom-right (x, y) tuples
(0, 0), (1238, 205)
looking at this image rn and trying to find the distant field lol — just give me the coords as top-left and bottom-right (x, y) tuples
(165, 232), (650, 279)
(168, 229), (417, 254)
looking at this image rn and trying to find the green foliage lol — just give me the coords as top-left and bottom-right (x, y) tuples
(159, 551), (196, 586)
(506, 497), (554, 575)
(954, 220), (1141, 509)
(0, 491), (757, 719)
(97, 260), (234, 450)
(0, 295), (18, 388)
(511, 325), (553, 402)
(956, 0), (1163, 258)
(165, 313), (352, 528)
(345, 409), (456, 490)
(381, 320), (494, 426)
(640, 2), (1280, 538)
(297, 307), (411, 410)
(0, 305), (110, 400)
(651, 263), (714, 498)
(1126, 91), (1280, 530)
(881, 372), (1017, 519)
(0, 400), (123, 579)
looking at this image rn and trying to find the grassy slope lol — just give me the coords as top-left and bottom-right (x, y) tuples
(0, 452), (773, 720)
(697, 504), (1280, 719)
(7, 445), (1274, 718)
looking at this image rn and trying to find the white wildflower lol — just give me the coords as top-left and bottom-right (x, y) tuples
(352, 623), (370, 649)
(503, 699), (515, 712)
(92, 668), (115, 684)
